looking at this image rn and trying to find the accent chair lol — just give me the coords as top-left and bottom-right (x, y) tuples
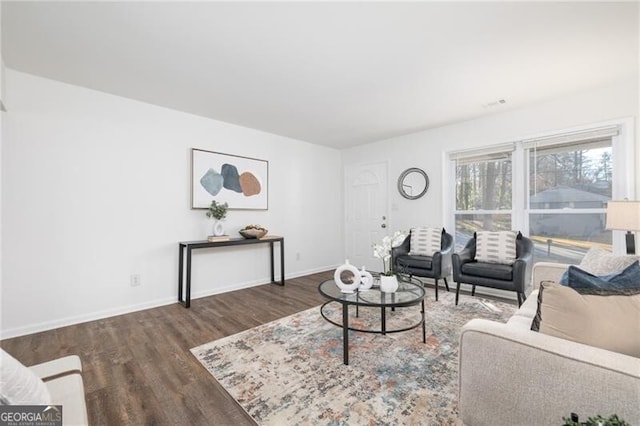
(392, 228), (453, 301)
(452, 231), (534, 306)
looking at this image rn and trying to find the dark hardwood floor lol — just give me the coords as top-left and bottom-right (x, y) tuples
(1, 271), (333, 426)
(1, 271), (511, 425)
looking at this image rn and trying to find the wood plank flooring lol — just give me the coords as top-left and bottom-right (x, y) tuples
(1, 271), (508, 425)
(1, 271), (332, 426)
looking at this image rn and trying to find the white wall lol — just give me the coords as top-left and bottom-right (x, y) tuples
(1, 69), (344, 338)
(343, 76), (638, 301)
(2, 70), (637, 337)
(343, 76), (639, 236)
(0, 1), (4, 335)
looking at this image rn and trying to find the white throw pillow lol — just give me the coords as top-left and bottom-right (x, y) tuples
(579, 247), (640, 275)
(475, 231), (517, 265)
(0, 349), (52, 405)
(409, 227), (442, 257)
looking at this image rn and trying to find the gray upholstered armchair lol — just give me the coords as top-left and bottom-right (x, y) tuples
(452, 232), (534, 306)
(392, 228), (453, 300)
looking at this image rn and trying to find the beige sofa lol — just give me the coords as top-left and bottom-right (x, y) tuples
(458, 262), (640, 425)
(1, 351), (88, 426)
(30, 355), (89, 426)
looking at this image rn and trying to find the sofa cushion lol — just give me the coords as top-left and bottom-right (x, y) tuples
(461, 262), (513, 281)
(512, 289), (539, 320)
(475, 231), (517, 265)
(578, 247), (640, 275)
(561, 261), (640, 290)
(506, 314), (534, 330)
(409, 227), (441, 257)
(0, 349), (52, 405)
(396, 254), (432, 270)
(531, 282), (640, 358)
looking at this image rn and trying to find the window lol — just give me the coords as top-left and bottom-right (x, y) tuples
(449, 124), (629, 263)
(528, 139), (612, 263)
(454, 150), (513, 249)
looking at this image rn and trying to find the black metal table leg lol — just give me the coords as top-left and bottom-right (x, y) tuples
(280, 239), (285, 285)
(421, 299), (426, 343)
(178, 243), (184, 304)
(269, 241), (275, 283)
(185, 247), (192, 308)
(269, 240), (285, 286)
(342, 303), (349, 365)
(381, 306), (387, 335)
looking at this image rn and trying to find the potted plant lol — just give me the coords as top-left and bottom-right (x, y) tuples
(206, 200), (228, 236)
(373, 231), (406, 293)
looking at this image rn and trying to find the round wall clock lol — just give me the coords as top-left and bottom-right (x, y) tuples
(398, 168), (429, 200)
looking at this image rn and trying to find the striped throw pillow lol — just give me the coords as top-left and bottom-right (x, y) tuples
(409, 227), (442, 257)
(475, 231), (517, 265)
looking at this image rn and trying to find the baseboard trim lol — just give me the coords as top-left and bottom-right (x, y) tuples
(189, 264), (338, 301)
(0, 264), (339, 340)
(1, 297), (177, 340)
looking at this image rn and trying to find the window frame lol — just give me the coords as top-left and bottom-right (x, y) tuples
(452, 149), (515, 249)
(444, 118), (635, 257)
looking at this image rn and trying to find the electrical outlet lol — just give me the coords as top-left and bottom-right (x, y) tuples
(130, 274), (141, 287)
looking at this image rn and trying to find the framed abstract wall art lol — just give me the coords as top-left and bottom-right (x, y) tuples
(191, 148), (268, 210)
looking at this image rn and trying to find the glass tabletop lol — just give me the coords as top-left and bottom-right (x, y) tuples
(318, 277), (425, 308)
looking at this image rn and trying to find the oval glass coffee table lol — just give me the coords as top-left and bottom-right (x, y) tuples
(318, 276), (426, 365)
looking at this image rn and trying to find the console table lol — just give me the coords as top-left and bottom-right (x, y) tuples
(178, 236), (285, 308)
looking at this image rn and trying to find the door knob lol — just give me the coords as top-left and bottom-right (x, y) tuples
(381, 224), (387, 228)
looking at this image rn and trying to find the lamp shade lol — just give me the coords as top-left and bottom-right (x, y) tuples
(605, 200), (640, 231)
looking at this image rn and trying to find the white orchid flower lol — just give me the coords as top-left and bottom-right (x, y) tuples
(391, 231), (406, 248)
(372, 231), (407, 274)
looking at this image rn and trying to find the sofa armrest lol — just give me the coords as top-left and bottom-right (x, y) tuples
(512, 258), (531, 294)
(29, 355), (82, 381)
(44, 373), (88, 426)
(531, 262), (571, 290)
(29, 355), (88, 426)
(459, 319), (640, 426)
(452, 247), (474, 281)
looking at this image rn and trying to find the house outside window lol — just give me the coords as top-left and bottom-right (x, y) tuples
(528, 139), (612, 263)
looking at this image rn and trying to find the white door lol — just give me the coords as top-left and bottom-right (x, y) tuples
(345, 162), (389, 272)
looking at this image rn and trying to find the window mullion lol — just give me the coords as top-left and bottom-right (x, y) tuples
(512, 142), (526, 234)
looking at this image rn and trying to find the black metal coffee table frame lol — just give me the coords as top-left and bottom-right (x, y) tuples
(318, 277), (426, 365)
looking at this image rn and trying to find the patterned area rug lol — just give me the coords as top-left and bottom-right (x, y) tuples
(191, 290), (516, 425)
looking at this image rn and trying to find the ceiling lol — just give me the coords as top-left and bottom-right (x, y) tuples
(2, 2), (638, 149)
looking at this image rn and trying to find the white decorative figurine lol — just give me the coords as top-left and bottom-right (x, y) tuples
(359, 266), (373, 291)
(333, 260), (361, 293)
